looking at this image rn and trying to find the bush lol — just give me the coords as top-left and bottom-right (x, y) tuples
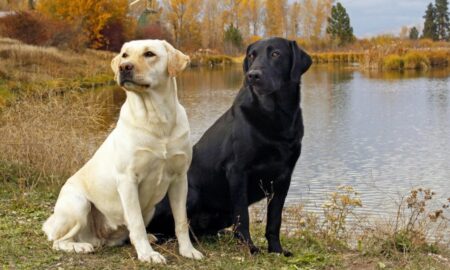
(426, 51), (449, 67)
(382, 54), (404, 70)
(404, 52), (430, 70)
(98, 20), (129, 52)
(0, 11), (86, 50)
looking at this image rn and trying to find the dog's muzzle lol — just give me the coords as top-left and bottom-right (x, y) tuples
(119, 62), (134, 86)
(246, 69), (262, 86)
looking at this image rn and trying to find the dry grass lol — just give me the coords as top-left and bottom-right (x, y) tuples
(0, 37), (114, 105)
(0, 89), (113, 186)
(311, 52), (364, 64)
(0, 38), (117, 185)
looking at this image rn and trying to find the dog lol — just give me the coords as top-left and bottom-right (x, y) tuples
(149, 37), (312, 256)
(42, 40), (203, 263)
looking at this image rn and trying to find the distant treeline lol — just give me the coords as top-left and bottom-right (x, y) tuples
(0, 0), (449, 71)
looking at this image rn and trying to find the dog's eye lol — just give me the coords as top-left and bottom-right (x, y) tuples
(122, 53), (128, 58)
(247, 53), (255, 60)
(271, 51), (280, 58)
(144, 51), (156, 58)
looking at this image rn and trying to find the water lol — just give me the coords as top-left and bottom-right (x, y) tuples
(101, 65), (450, 217)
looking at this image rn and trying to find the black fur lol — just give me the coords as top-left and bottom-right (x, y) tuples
(148, 37), (312, 256)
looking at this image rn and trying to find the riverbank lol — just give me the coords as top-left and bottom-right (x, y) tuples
(2, 38), (450, 106)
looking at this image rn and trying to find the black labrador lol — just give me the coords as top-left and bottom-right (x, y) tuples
(148, 37), (312, 256)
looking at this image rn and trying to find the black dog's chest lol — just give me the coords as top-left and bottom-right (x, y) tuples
(249, 141), (298, 176)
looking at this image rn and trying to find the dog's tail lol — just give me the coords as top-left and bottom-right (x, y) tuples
(43, 214), (81, 242)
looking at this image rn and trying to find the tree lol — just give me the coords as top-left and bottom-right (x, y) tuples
(422, 3), (438, 40)
(409, 27), (419, 40)
(246, 0), (263, 36)
(435, 0), (450, 40)
(326, 2), (354, 45)
(224, 23), (243, 54)
(164, 0), (202, 49)
(301, 0), (333, 40)
(399, 26), (409, 39)
(201, 0), (225, 49)
(37, 0), (130, 49)
(264, 0), (286, 37)
(288, 1), (301, 38)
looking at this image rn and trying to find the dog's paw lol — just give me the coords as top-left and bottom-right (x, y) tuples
(179, 246), (204, 260)
(249, 245), (261, 255)
(53, 241), (94, 253)
(268, 246), (293, 257)
(138, 251), (166, 264)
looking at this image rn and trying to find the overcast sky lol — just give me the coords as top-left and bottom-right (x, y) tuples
(338, 0), (430, 37)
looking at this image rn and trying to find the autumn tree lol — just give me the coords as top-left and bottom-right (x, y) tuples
(288, 1), (301, 38)
(301, 0), (334, 41)
(326, 2), (353, 45)
(37, 0), (130, 49)
(399, 26), (409, 39)
(222, 0), (244, 29)
(163, 0), (202, 49)
(264, 0), (287, 37)
(201, 0), (225, 49)
(0, 0), (32, 10)
(246, 0), (263, 37)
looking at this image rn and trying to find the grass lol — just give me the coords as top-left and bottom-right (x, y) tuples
(1, 174), (449, 269)
(0, 37), (115, 105)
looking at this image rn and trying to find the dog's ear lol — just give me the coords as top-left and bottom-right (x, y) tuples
(289, 40), (312, 83)
(163, 41), (190, 77)
(243, 42), (254, 73)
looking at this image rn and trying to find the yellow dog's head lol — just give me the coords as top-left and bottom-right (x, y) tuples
(111, 40), (190, 91)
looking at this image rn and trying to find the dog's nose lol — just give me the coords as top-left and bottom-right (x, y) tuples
(119, 62), (134, 72)
(247, 70), (262, 83)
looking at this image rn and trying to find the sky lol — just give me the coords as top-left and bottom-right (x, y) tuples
(338, 0), (430, 37)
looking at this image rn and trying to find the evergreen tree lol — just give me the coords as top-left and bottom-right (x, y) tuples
(409, 27), (419, 40)
(422, 3), (438, 40)
(326, 2), (354, 46)
(435, 0), (450, 40)
(224, 24), (243, 55)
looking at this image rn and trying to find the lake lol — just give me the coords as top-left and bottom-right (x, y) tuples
(102, 65), (450, 216)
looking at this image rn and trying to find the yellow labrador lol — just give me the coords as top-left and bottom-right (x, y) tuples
(43, 40), (203, 263)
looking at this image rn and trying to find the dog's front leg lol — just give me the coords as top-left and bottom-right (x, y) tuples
(266, 179), (292, 257)
(227, 169), (259, 254)
(168, 174), (204, 260)
(117, 177), (166, 264)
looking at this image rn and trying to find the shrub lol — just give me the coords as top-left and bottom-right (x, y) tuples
(426, 50), (449, 67)
(0, 11), (86, 50)
(382, 54), (404, 70)
(403, 52), (430, 70)
(0, 11), (49, 46)
(99, 19), (129, 52)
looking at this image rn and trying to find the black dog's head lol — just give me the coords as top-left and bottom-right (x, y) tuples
(243, 37), (312, 95)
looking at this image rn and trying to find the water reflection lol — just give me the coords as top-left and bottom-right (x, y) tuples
(99, 65), (450, 216)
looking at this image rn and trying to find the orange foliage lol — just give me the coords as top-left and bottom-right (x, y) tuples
(37, 0), (130, 49)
